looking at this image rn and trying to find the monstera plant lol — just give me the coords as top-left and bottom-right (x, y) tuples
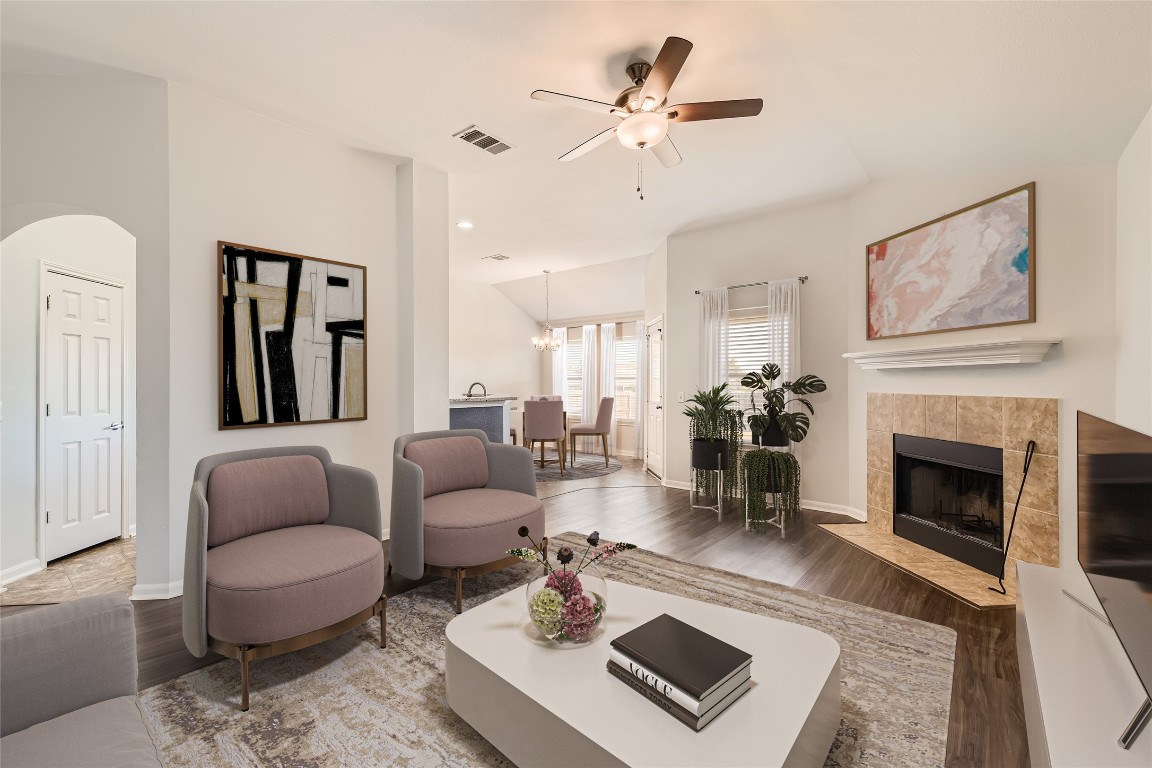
(740, 364), (827, 446)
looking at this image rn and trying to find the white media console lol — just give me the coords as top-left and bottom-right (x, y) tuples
(1016, 562), (1152, 767)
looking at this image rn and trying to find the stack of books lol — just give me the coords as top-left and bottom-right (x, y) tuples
(606, 613), (753, 731)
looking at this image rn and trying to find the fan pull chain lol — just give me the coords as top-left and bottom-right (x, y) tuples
(636, 148), (645, 201)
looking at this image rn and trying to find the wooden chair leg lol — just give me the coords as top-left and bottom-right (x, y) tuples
(558, 439), (565, 476)
(602, 434), (610, 468)
(240, 650), (251, 712)
(455, 568), (464, 614)
(539, 441), (545, 468)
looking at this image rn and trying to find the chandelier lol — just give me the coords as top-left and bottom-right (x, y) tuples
(532, 270), (562, 352)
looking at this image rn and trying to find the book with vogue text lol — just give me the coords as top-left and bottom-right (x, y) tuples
(609, 613), (752, 700)
(606, 660), (753, 731)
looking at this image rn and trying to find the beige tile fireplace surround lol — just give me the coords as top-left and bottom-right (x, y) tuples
(823, 393), (1059, 609)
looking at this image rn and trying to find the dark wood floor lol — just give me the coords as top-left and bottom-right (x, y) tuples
(3, 459), (1027, 768)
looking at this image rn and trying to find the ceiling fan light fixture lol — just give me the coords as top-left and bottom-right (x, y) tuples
(616, 111), (668, 149)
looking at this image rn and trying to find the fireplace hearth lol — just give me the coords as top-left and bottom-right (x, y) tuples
(893, 434), (1005, 576)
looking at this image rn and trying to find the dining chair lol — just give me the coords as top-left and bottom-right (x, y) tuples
(570, 397), (615, 468)
(523, 399), (566, 475)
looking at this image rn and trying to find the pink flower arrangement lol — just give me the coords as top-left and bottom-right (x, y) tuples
(511, 528), (637, 642)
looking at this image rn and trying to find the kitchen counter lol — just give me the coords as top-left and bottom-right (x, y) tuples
(448, 394), (517, 404)
(448, 396), (516, 443)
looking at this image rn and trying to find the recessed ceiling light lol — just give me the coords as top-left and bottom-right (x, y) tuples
(456, 220), (474, 230)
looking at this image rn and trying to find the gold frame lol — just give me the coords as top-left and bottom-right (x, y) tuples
(865, 182), (1036, 340)
(218, 240), (368, 429)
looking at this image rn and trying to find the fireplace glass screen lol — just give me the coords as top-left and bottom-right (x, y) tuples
(892, 434), (1005, 575)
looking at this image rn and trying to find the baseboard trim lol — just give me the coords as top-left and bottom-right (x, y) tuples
(131, 579), (183, 601)
(662, 480), (692, 491)
(802, 500), (866, 521)
(1, 558), (44, 586)
(381, 527), (390, 542)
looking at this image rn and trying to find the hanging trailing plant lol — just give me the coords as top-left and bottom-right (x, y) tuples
(742, 448), (801, 526)
(687, 396), (743, 502)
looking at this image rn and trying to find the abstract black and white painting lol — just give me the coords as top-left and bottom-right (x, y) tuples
(218, 242), (366, 429)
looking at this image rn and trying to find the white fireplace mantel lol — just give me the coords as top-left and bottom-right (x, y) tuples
(842, 338), (1061, 370)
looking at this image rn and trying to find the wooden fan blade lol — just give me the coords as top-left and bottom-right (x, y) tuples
(638, 37), (693, 106)
(531, 90), (623, 116)
(651, 136), (682, 168)
(558, 126), (618, 162)
(667, 99), (763, 122)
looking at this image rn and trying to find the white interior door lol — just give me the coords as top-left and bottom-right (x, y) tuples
(43, 271), (124, 561)
(645, 319), (664, 479)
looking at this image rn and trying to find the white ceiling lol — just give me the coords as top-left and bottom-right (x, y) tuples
(2, 1), (1149, 286)
(495, 255), (649, 324)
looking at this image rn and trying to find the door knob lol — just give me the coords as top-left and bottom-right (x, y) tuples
(105, 421), (123, 431)
(655, 406), (662, 410)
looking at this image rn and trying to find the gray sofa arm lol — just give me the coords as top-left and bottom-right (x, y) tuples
(486, 442), (538, 498)
(388, 456), (426, 580)
(182, 481), (209, 658)
(327, 463), (383, 540)
(1, 594), (137, 737)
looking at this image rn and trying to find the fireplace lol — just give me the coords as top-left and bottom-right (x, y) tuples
(892, 434), (1005, 576)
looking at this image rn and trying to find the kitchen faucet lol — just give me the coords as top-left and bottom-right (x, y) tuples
(467, 382), (487, 398)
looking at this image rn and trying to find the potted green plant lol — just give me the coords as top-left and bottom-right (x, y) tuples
(683, 383), (737, 469)
(739, 364), (827, 447)
(683, 383), (743, 501)
(742, 448), (801, 524)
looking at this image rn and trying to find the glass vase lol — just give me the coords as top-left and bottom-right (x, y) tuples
(525, 563), (607, 643)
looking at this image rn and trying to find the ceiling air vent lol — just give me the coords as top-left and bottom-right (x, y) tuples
(454, 125), (513, 155)
(482, 254), (510, 261)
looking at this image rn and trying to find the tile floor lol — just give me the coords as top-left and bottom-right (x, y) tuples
(819, 523), (1015, 608)
(0, 537), (135, 605)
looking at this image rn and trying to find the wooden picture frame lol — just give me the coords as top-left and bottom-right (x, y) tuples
(866, 182), (1036, 340)
(218, 241), (367, 429)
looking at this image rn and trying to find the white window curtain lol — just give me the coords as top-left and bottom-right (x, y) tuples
(599, 323), (616, 453)
(765, 278), (801, 462)
(698, 288), (729, 390)
(764, 279), (800, 392)
(634, 320), (646, 459)
(550, 326), (568, 400)
(580, 326), (598, 449)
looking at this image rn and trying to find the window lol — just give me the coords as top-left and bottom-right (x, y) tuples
(564, 330), (584, 416)
(614, 324), (638, 421)
(727, 306), (792, 423)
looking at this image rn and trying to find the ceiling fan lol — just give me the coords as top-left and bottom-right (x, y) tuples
(531, 36), (763, 168)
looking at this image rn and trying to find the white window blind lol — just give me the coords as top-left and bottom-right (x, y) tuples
(564, 329), (584, 416)
(614, 325), (637, 421)
(727, 306), (792, 417)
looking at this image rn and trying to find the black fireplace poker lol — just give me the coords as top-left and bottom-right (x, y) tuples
(990, 439), (1037, 595)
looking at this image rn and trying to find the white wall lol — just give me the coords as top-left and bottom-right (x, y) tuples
(657, 162), (1123, 559)
(162, 84), (404, 593)
(397, 161), (450, 434)
(645, 241), (668, 325)
(664, 198), (853, 507)
(845, 165), (1118, 570)
(449, 278), (541, 403)
(0, 71), (170, 588)
(0, 216), (136, 580)
(1114, 107), (1152, 434)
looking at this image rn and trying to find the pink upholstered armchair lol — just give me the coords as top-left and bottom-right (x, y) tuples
(183, 446), (386, 711)
(390, 429), (544, 613)
(570, 397), (615, 467)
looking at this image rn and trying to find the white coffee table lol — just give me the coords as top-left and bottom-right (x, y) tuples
(445, 580), (841, 767)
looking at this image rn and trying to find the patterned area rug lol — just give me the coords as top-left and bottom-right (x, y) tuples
(532, 452), (622, 482)
(138, 533), (955, 767)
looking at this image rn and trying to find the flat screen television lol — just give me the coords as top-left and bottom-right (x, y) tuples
(1077, 411), (1152, 713)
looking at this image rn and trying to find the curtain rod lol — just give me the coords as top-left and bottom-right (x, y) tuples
(694, 276), (808, 295)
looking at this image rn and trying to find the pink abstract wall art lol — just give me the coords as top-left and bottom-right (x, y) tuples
(866, 183), (1035, 340)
